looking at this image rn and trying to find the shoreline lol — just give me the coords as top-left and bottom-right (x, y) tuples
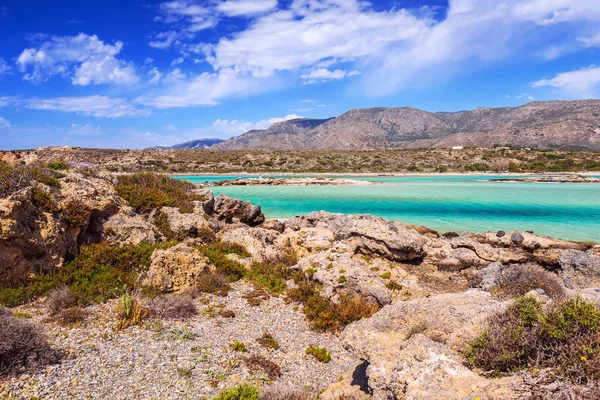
(170, 171), (600, 177)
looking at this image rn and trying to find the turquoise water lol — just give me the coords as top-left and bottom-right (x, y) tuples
(174, 175), (600, 242)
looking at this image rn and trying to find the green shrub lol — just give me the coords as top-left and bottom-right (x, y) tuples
(62, 199), (90, 227)
(47, 162), (69, 171)
(0, 242), (160, 307)
(466, 295), (600, 385)
(115, 173), (203, 214)
(198, 243), (248, 281)
(212, 384), (259, 400)
(256, 332), (279, 350)
(491, 264), (566, 300)
(305, 345), (331, 363)
(31, 187), (59, 214)
(230, 340), (247, 352)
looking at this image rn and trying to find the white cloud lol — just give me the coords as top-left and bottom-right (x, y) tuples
(289, 107), (314, 112)
(531, 65), (600, 95)
(17, 33), (139, 85)
(212, 113), (302, 135)
(149, 31), (183, 49)
(155, 1), (218, 32)
(579, 33), (600, 48)
(0, 117), (10, 128)
(0, 97), (14, 107)
(164, 124), (178, 131)
(300, 99), (318, 103)
(217, 0), (278, 17)
(149, 67), (163, 84)
(136, 68), (281, 108)
(510, 0), (600, 25)
(301, 68), (359, 84)
(163, 68), (187, 83)
(26, 95), (150, 118)
(0, 58), (8, 76)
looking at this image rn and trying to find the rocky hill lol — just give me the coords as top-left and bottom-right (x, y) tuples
(214, 100), (600, 150)
(148, 138), (224, 150)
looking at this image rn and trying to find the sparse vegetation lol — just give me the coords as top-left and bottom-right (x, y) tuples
(305, 345), (331, 363)
(115, 172), (203, 214)
(245, 354), (281, 379)
(46, 286), (78, 316)
(0, 307), (59, 377)
(259, 384), (311, 400)
(47, 161), (69, 171)
(231, 340), (247, 352)
(466, 295), (600, 387)
(257, 332), (279, 349)
(115, 293), (148, 331)
(492, 264), (566, 300)
(212, 384), (259, 400)
(146, 293), (197, 319)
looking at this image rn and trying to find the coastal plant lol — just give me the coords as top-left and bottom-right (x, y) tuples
(146, 293), (198, 320)
(245, 354), (281, 379)
(115, 293), (148, 331)
(259, 384), (311, 400)
(249, 249), (298, 294)
(198, 242), (248, 281)
(156, 326), (197, 341)
(212, 384), (259, 400)
(257, 332), (279, 350)
(243, 289), (270, 306)
(47, 161), (69, 171)
(0, 307), (60, 377)
(55, 307), (87, 326)
(492, 264), (566, 300)
(114, 172), (203, 214)
(231, 340), (247, 352)
(305, 345), (331, 363)
(62, 198), (90, 227)
(31, 187), (59, 214)
(46, 286), (78, 316)
(466, 295), (600, 385)
(196, 270), (231, 296)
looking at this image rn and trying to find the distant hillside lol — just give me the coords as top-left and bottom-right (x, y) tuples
(212, 100), (600, 150)
(212, 118), (333, 150)
(149, 138), (224, 150)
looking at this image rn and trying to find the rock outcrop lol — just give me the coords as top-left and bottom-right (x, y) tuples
(213, 194), (265, 226)
(146, 243), (211, 292)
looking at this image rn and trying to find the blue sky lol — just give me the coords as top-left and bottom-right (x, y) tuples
(0, 0), (599, 150)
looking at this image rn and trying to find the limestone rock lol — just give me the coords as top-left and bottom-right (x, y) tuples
(159, 206), (212, 237)
(213, 194), (265, 226)
(104, 208), (158, 245)
(146, 243), (211, 292)
(220, 225), (280, 262)
(284, 212), (426, 262)
(559, 249), (600, 289)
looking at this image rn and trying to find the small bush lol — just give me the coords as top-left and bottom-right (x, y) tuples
(466, 295), (600, 386)
(198, 243), (248, 281)
(196, 270), (230, 296)
(492, 264), (566, 300)
(305, 345), (331, 363)
(259, 384), (310, 400)
(0, 307), (59, 377)
(212, 384), (259, 400)
(231, 340), (247, 352)
(31, 187), (59, 214)
(147, 293), (198, 320)
(220, 309), (236, 318)
(156, 326), (197, 341)
(243, 289), (270, 306)
(115, 173), (203, 214)
(55, 307), (87, 326)
(386, 280), (402, 290)
(257, 332), (279, 349)
(115, 293), (148, 331)
(62, 199), (90, 227)
(47, 161), (69, 171)
(46, 286), (78, 316)
(245, 354), (281, 379)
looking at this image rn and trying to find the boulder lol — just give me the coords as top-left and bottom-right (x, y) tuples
(284, 212), (426, 262)
(104, 208), (158, 245)
(213, 194), (265, 226)
(294, 251), (393, 305)
(146, 243), (211, 292)
(559, 249), (600, 289)
(159, 206), (212, 237)
(339, 290), (510, 398)
(220, 225), (280, 262)
(511, 231), (524, 245)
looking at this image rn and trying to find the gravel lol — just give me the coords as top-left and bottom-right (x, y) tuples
(1, 282), (358, 399)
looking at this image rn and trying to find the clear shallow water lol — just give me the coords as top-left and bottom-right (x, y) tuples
(174, 175), (600, 242)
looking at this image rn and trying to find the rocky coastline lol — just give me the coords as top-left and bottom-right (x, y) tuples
(491, 174), (600, 183)
(1, 162), (600, 399)
(210, 177), (372, 186)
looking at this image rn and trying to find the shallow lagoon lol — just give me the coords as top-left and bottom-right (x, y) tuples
(174, 175), (600, 243)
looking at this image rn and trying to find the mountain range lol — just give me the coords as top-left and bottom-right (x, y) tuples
(149, 138), (224, 150)
(172, 100), (600, 150)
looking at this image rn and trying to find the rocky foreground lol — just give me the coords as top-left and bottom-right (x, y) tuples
(1, 162), (600, 399)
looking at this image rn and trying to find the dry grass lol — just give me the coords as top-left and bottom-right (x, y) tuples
(0, 307), (59, 377)
(147, 293), (198, 320)
(492, 264), (566, 300)
(259, 383), (310, 400)
(466, 295), (600, 388)
(245, 354), (281, 379)
(46, 286), (78, 316)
